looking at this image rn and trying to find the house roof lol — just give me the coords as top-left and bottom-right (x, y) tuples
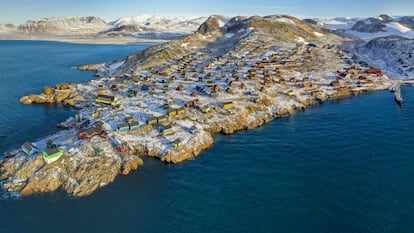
(96, 94), (115, 101)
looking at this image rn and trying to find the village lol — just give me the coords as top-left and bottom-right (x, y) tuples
(56, 39), (392, 162)
(2, 15), (398, 196)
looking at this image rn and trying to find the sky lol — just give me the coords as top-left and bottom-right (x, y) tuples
(0, 0), (413, 25)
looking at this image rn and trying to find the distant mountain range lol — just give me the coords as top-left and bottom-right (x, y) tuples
(1, 14), (413, 78)
(2, 14), (414, 42)
(106, 15), (207, 38)
(305, 14), (414, 41)
(0, 15), (207, 39)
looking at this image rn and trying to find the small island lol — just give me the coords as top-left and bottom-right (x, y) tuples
(1, 15), (412, 197)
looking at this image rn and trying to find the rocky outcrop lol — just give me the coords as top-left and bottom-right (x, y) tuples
(19, 84), (85, 106)
(197, 15), (226, 34)
(76, 63), (105, 71)
(161, 131), (214, 163)
(0, 139), (145, 196)
(121, 155), (144, 175)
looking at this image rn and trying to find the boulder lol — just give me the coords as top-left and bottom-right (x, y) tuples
(19, 96), (32, 105)
(121, 155), (143, 175)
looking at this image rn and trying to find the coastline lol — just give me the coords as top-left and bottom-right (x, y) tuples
(0, 36), (169, 45)
(1, 15), (412, 197)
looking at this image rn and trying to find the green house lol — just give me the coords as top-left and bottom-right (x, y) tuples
(43, 148), (64, 164)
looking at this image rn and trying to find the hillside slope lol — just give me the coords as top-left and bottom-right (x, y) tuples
(105, 15), (343, 76)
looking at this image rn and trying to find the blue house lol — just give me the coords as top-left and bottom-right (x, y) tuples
(22, 142), (39, 156)
(118, 123), (130, 131)
(129, 122), (141, 131)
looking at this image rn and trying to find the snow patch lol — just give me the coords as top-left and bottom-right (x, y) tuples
(295, 36), (307, 44)
(109, 61), (125, 72)
(225, 33), (235, 39)
(386, 22), (412, 33)
(219, 18), (230, 27)
(314, 31), (324, 37)
(274, 17), (295, 25)
(181, 42), (189, 47)
(347, 23), (414, 41)
(238, 27), (254, 38)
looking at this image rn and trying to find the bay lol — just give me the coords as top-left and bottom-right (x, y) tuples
(0, 40), (413, 233)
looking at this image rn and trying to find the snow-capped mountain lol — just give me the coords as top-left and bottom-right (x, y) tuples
(346, 15), (414, 40)
(104, 15), (207, 38)
(17, 16), (110, 35)
(0, 15), (207, 39)
(304, 17), (360, 30)
(0, 23), (16, 32)
(356, 35), (414, 78)
(311, 15), (414, 41)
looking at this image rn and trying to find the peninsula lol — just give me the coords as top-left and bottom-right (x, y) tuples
(1, 15), (412, 196)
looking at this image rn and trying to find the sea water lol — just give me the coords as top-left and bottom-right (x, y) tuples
(0, 41), (413, 233)
(0, 40), (152, 154)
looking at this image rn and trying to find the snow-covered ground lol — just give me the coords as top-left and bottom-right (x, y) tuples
(346, 21), (414, 41)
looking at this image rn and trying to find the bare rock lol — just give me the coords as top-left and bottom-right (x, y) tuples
(197, 15), (226, 34)
(19, 96), (32, 105)
(55, 89), (72, 103)
(14, 155), (45, 181)
(20, 166), (62, 195)
(161, 131), (214, 163)
(0, 155), (27, 180)
(121, 155), (143, 175)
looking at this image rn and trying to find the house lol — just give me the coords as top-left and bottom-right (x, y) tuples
(193, 99), (201, 106)
(42, 148), (64, 164)
(156, 115), (168, 124)
(176, 108), (186, 115)
(21, 142), (39, 156)
(125, 117), (135, 124)
(287, 90), (295, 97)
(366, 67), (382, 76)
(172, 138), (182, 148)
(118, 123), (130, 131)
(185, 101), (194, 108)
(167, 108), (177, 117)
(128, 90), (138, 97)
(302, 80), (311, 88)
(213, 85), (220, 92)
(206, 81), (215, 87)
(147, 117), (158, 125)
(74, 118), (90, 129)
(222, 101), (234, 110)
(330, 80), (340, 87)
(129, 121), (141, 131)
(337, 87), (350, 94)
(311, 91), (321, 97)
(79, 124), (104, 140)
(96, 94), (121, 107)
(47, 139), (58, 149)
(160, 124), (174, 136)
(201, 105), (211, 113)
(176, 84), (185, 91)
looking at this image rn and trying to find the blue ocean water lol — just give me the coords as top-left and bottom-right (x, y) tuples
(1, 41), (414, 233)
(0, 40), (152, 154)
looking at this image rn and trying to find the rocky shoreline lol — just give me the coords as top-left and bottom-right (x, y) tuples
(1, 83), (390, 196)
(0, 15), (400, 197)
